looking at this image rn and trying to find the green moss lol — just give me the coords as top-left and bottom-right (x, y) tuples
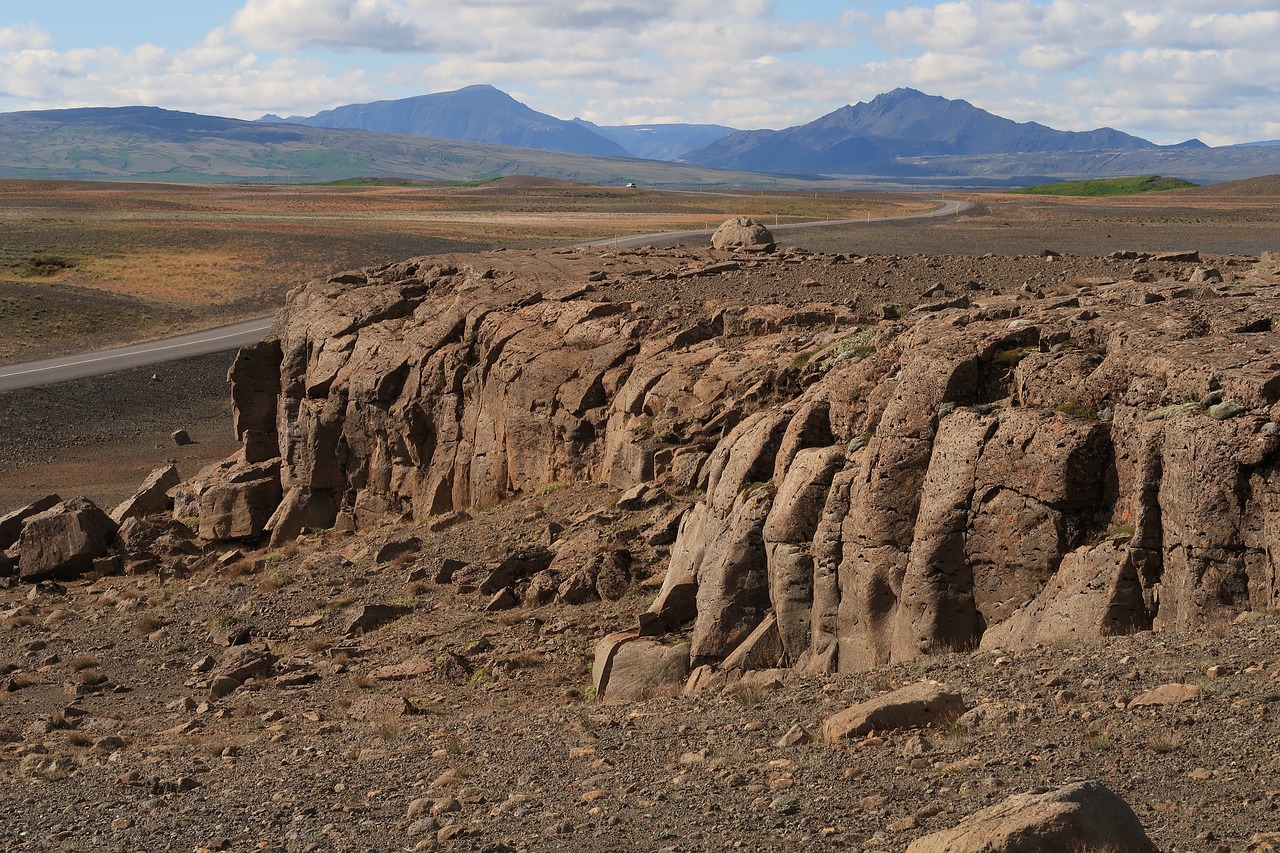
(1053, 401), (1098, 421)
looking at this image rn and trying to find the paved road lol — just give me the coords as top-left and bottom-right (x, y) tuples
(579, 198), (971, 248)
(0, 199), (969, 392)
(0, 316), (274, 393)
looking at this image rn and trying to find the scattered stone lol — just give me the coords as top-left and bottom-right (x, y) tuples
(823, 682), (966, 743)
(171, 429), (193, 446)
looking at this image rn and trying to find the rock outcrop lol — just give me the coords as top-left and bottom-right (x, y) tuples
(180, 245), (1280, 683)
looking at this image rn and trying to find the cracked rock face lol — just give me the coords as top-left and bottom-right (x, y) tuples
(192, 245), (1280, 678)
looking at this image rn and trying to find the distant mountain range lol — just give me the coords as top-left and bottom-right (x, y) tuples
(681, 88), (1206, 175)
(1, 85), (1279, 186)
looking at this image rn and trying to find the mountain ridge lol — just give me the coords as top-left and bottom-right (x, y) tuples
(3, 86), (1280, 185)
(680, 87), (1189, 175)
(263, 84), (631, 158)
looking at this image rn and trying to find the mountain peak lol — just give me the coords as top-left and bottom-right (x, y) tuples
(265, 85), (630, 157)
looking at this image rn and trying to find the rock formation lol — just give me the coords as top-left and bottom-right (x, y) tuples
(154, 241), (1280, 686)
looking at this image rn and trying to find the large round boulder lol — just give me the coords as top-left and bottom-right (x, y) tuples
(711, 217), (775, 253)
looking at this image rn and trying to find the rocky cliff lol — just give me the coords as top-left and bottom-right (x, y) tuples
(185, 243), (1280, 681)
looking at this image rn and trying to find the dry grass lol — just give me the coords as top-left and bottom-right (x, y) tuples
(130, 614), (165, 636)
(67, 654), (101, 672)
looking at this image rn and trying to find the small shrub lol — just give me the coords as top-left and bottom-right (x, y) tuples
(256, 574), (291, 594)
(993, 346), (1033, 367)
(1104, 524), (1135, 543)
(77, 669), (108, 687)
(68, 654), (101, 672)
(372, 719), (402, 742)
(533, 481), (564, 497)
(817, 329), (875, 373)
(130, 614), (165, 636)
(1147, 731), (1183, 754)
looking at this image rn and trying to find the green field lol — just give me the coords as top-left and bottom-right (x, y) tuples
(1013, 175), (1198, 197)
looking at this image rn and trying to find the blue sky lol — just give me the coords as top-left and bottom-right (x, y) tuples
(2, 1), (1277, 145)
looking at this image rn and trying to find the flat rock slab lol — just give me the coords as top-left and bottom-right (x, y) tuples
(1128, 682), (1202, 708)
(905, 780), (1158, 853)
(823, 681), (965, 743)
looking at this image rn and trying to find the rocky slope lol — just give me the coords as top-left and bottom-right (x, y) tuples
(5, 230), (1280, 850)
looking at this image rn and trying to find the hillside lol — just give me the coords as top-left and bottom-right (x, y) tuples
(269, 85), (630, 158)
(572, 119), (737, 161)
(0, 106), (797, 187)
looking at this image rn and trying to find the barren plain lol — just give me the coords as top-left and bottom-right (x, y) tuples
(1, 176), (1280, 852)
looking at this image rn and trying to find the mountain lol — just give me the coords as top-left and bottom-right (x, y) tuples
(266, 84), (629, 158)
(2, 94), (1280, 187)
(571, 119), (736, 161)
(1228, 139), (1280, 148)
(0, 105), (795, 187)
(682, 88), (1161, 175)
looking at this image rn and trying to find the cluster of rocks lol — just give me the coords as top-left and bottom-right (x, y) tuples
(0, 464), (202, 584)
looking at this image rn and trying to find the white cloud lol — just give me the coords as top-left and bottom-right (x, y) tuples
(0, 34), (374, 118)
(0, 24), (51, 51)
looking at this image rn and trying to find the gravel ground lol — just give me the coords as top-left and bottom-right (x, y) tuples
(1, 482), (1278, 853)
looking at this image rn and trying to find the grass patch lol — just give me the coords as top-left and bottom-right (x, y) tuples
(1013, 175), (1197, 197)
(11, 254), (76, 277)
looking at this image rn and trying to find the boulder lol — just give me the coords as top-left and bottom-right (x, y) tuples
(111, 464), (180, 524)
(0, 494), (61, 551)
(179, 457), (282, 541)
(17, 497), (119, 582)
(711, 217), (775, 253)
(823, 681), (965, 743)
(592, 632), (690, 702)
(905, 780), (1157, 853)
(339, 603), (412, 636)
(266, 487), (338, 546)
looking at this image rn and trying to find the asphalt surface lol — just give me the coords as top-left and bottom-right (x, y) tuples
(0, 200), (968, 392)
(579, 198), (971, 248)
(0, 316), (274, 393)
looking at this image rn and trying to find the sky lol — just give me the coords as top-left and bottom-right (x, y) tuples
(1, 1), (1278, 146)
